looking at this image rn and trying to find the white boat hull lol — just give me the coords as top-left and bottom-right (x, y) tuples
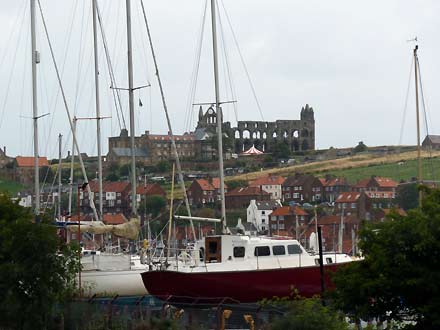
(81, 269), (148, 297)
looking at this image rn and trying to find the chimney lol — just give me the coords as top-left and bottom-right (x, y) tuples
(3, 146), (5, 155)
(67, 150), (71, 158)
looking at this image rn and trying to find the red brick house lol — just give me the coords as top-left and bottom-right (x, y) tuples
(81, 181), (132, 217)
(136, 183), (167, 206)
(269, 205), (309, 237)
(225, 186), (270, 209)
(282, 173), (323, 203)
(187, 178), (227, 206)
(320, 176), (350, 202)
(335, 191), (372, 220)
(14, 156), (49, 185)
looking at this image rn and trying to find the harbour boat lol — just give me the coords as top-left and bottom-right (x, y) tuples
(141, 234), (353, 303)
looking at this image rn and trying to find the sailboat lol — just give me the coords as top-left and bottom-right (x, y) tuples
(140, 0), (354, 304)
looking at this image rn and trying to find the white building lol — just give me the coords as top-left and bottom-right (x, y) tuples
(249, 175), (285, 200)
(247, 199), (282, 233)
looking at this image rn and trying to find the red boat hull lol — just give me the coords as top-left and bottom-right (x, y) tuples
(141, 263), (348, 304)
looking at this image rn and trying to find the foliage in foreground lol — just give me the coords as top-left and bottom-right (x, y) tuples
(261, 292), (349, 330)
(332, 186), (440, 329)
(0, 194), (79, 329)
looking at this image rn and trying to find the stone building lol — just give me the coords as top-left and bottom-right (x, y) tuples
(196, 104), (315, 154)
(107, 104), (315, 163)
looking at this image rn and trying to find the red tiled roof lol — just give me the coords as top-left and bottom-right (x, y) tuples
(103, 213), (127, 225)
(89, 181), (131, 193)
(353, 178), (370, 188)
(270, 205), (308, 216)
(136, 183), (166, 196)
(195, 179), (215, 191)
(16, 156), (49, 167)
(318, 178), (327, 186)
(324, 177), (348, 187)
(226, 186), (270, 197)
(211, 178), (228, 190)
(336, 192), (361, 203)
(249, 175), (285, 187)
(373, 177), (398, 188)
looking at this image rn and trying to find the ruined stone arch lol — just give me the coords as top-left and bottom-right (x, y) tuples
(292, 139), (299, 151)
(272, 131), (277, 138)
(292, 130), (299, 138)
(242, 130), (250, 139)
(302, 139), (309, 150)
(302, 129), (309, 138)
(235, 130), (241, 139)
(283, 130), (288, 139)
(252, 132), (257, 139)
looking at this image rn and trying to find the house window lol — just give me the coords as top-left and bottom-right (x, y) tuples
(233, 246), (245, 258)
(262, 226), (266, 231)
(254, 246), (270, 257)
(285, 193), (290, 198)
(261, 211), (265, 215)
(272, 245), (286, 256)
(279, 224), (285, 229)
(351, 203), (356, 208)
(287, 244), (302, 254)
(326, 257), (333, 264)
(293, 193), (299, 199)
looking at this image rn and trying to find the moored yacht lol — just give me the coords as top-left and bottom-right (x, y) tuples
(141, 234), (353, 303)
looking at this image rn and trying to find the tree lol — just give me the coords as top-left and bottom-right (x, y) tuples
(105, 172), (120, 182)
(0, 195), (79, 329)
(154, 160), (171, 174)
(396, 182), (418, 210)
(268, 296), (349, 330)
(138, 195), (167, 218)
(332, 186), (440, 329)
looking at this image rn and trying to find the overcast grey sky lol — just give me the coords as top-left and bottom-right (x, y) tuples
(0, 0), (439, 159)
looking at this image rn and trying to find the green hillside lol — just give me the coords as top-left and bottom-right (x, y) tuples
(0, 179), (25, 195)
(319, 157), (440, 184)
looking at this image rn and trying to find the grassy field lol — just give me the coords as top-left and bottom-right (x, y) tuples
(0, 179), (26, 195)
(226, 150), (440, 184)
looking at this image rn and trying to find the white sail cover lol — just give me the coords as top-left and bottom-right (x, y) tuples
(66, 217), (140, 240)
(242, 145), (263, 155)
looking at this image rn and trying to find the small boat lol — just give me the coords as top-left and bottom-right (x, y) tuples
(141, 234), (353, 304)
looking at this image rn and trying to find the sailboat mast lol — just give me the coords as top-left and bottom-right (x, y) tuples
(210, 0), (227, 233)
(58, 133), (62, 220)
(92, 0), (103, 219)
(68, 118), (76, 215)
(414, 45), (422, 206)
(126, 0), (137, 215)
(30, 0), (40, 217)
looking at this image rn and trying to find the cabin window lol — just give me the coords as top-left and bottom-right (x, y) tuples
(199, 247), (205, 261)
(254, 246), (270, 257)
(208, 241), (218, 254)
(326, 257), (333, 264)
(272, 245), (286, 256)
(233, 246), (245, 258)
(287, 244), (302, 255)
(315, 258), (321, 266)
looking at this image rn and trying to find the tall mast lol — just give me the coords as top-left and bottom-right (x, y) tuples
(68, 118), (76, 215)
(30, 0), (40, 217)
(210, 0), (227, 233)
(126, 0), (137, 215)
(58, 134), (62, 220)
(414, 45), (422, 206)
(92, 0), (103, 220)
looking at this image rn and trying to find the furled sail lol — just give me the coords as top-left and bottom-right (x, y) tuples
(67, 218), (140, 240)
